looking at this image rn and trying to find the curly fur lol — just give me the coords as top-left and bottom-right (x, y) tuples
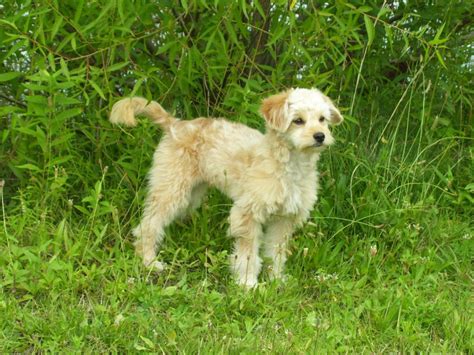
(110, 88), (343, 287)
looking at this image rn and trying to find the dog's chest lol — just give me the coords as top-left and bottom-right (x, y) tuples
(277, 161), (318, 216)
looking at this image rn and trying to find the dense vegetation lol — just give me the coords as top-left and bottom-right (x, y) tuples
(1, 0), (472, 352)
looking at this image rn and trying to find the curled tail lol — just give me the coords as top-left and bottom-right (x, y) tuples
(109, 97), (175, 130)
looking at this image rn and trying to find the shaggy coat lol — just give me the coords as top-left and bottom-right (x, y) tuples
(110, 88), (343, 287)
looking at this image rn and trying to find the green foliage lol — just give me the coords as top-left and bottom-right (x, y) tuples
(0, 0), (472, 352)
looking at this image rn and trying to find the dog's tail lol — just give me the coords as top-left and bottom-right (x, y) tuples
(109, 97), (175, 130)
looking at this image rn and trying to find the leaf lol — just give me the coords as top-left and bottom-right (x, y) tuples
(48, 155), (73, 165)
(306, 311), (317, 327)
(182, 0), (189, 12)
(156, 41), (177, 55)
(430, 23), (446, 44)
(55, 95), (81, 105)
(133, 344), (147, 351)
(435, 49), (447, 69)
(106, 61), (130, 72)
(358, 5), (372, 13)
(0, 72), (22, 82)
(74, 205), (90, 215)
(4, 39), (28, 60)
(16, 163), (41, 171)
(73, 0), (84, 23)
(377, 6), (391, 18)
(82, 2), (114, 33)
(50, 16), (63, 41)
(59, 58), (70, 80)
(0, 106), (22, 115)
(363, 15), (375, 46)
(224, 19), (239, 46)
(162, 286), (177, 296)
(130, 77), (145, 97)
(23, 83), (47, 91)
(117, 0), (125, 22)
(240, 0), (249, 19)
(56, 108), (83, 121)
(35, 126), (47, 152)
(166, 330), (177, 345)
(254, 0), (265, 19)
(89, 80), (106, 100)
(429, 24), (449, 45)
(0, 19), (18, 30)
(140, 335), (155, 349)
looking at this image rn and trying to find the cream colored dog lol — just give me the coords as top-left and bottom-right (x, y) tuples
(110, 88), (343, 287)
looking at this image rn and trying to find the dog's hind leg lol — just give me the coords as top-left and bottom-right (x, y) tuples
(133, 147), (199, 271)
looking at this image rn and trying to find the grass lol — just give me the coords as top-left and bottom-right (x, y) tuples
(1, 1), (472, 351)
(1, 122), (472, 352)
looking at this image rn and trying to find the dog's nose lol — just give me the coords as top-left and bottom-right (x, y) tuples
(313, 132), (325, 143)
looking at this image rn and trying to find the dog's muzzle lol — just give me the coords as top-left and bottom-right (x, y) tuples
(313, 132), (325, 147)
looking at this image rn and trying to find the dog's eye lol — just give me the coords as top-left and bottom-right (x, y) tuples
(293, 117), (305, 125)
(319, 116), (325, 123)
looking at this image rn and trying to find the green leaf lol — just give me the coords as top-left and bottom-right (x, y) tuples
(89, 80), (106, 100)
(254, 0), (265, 19)
(50, 16), (63, 41)
(0, 19), (18, 30)
(181, 0), (188, 12)
(429, 24), (449, 45)
(435, 49), (447, 69)
(60, 58), (70, 79)
(224, 19), (239, 46)
(130, 77), (145, 97)
(117, 0), (125, 22)
(140, 335), (155, 349)
(377, 6), (391, 18)
(0, 106), (22, 115)
(358, 5), (372, 13)
(364, 15), (375, 46)
(106, 61), (130, 72)
(0, 72), (22, 82)
(56, 108), (83, 121)
(16, 163), (41, 171)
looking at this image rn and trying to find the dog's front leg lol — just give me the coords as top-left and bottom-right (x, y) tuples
(228, 206), (263, 288)
(263, 217), (296, 281)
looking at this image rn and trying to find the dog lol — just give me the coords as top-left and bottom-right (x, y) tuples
(109, 88), (343, 287)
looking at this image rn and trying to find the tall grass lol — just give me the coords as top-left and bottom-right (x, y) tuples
(1, 0), (472, 352)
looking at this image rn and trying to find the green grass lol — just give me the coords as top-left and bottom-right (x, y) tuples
(1, 134), (472, 352)
(1, 0), (473, 352)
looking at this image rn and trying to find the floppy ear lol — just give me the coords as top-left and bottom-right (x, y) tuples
(329, 105), (343, 125)
(259, 90), (291, 132)
(320, 93), (343, 125)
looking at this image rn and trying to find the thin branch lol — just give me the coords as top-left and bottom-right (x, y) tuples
(0, 93), (26, 109)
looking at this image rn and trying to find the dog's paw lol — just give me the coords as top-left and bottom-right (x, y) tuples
(266, 265), (287, 282)
(237, 278), (259, 290)
(146, 260), (166, 272)
(271, 274), (288, 283)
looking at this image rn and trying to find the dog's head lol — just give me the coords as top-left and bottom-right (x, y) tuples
(260, 88), (343, 151)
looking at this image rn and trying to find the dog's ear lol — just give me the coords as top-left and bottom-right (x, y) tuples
(321, 93), (343, 125)
(328, 106), (343, 125)
(260, 90), (291, 132)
